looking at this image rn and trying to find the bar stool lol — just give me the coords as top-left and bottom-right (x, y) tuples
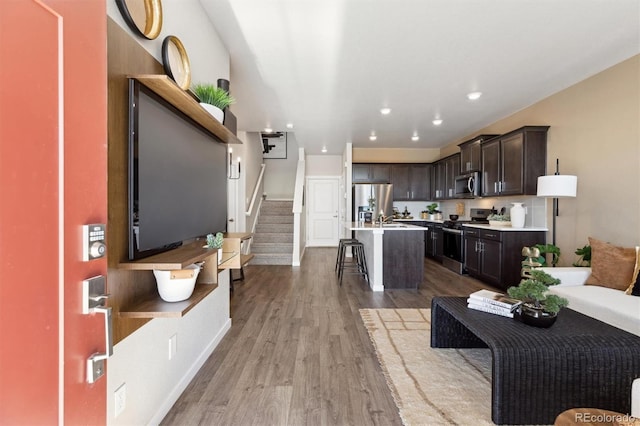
(335, 238), (358, 272)
(337, 240), (369, 286)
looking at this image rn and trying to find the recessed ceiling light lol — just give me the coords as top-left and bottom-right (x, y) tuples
(411, 135), (420, 142)
(432, 119), (443, 126)
(369, 134), (377, 141)
(321, 146), (327, 153)
(380, 107), (391, 115)
(467, 92), (482, 100)
(286, 123), (294, 129)
(264, 127), (273, 133)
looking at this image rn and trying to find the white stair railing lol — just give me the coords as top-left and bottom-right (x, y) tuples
(292, 148), (305, 266)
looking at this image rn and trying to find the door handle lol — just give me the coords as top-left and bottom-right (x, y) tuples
(82, 276), (112, 383)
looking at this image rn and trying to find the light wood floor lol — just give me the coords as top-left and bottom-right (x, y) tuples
(161, 247), (498, 426)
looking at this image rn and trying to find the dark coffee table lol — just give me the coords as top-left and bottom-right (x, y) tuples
(431, 297), (640, 425)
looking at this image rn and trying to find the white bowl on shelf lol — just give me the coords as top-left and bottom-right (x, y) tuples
(153, 263), (201, 302)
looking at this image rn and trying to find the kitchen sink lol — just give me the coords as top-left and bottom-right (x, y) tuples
(382, 223), (407, 228)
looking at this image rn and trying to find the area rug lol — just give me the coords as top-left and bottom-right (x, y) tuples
(360, 308), (494, 425)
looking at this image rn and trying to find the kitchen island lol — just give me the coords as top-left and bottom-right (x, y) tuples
(347, 222), (425, 291)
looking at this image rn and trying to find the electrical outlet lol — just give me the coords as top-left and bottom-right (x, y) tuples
(169, 334), (177, 360)
(114, 383), (126, 417)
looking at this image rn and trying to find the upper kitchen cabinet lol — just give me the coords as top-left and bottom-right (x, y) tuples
(434, 154), (460, 199)
(481, 126), (548, 197)
(352, 163), (391, 183)
(458, 134), (498, 173)
(391, 164), (432, 201)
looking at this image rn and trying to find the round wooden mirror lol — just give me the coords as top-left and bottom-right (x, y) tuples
(162, 36), (192, 90)
(115, 0), (163, 40)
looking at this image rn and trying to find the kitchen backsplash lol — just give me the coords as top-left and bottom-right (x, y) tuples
(393, 197), (547, 228)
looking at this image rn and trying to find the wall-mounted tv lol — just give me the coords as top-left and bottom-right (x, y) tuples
(127, 80), (227, 260)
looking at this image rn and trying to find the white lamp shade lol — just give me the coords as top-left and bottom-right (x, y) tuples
(536, 175), (577, 198)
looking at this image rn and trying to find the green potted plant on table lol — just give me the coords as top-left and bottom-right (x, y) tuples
(206, 232), (225, 264)
(192, 83), (235, 123)
(507, 269), (569, 328)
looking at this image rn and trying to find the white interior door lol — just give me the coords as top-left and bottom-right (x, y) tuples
(307, 177), (340, 246)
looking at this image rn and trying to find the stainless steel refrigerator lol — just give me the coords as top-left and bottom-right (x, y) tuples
(353, 184), (394, 221)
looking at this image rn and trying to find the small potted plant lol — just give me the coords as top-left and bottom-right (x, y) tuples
(192, 83), (235, 123)
(426, 203), (439, 220)
(206, 232), (224, 264)
(534, 243), (561, 267)
(507, 269), (569, 327)
(572, 244), (591, 267)
(487, 213), (511, 227)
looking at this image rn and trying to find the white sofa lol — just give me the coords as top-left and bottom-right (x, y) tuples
(540, 267), (640, 417)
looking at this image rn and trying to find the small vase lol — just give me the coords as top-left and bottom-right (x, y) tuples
(217, 248), (224, 265)
(510, 202), (525, 228)
(199, 102), (224, 123)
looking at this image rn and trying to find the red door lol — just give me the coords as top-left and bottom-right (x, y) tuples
(0, 1), (107, 424)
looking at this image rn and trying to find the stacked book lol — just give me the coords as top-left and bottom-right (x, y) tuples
(467, 289), (522, 318)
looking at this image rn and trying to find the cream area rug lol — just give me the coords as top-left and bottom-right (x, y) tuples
(360, 308), (494, 425)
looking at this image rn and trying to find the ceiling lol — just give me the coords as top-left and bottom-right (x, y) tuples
(200, 0), (640, 155)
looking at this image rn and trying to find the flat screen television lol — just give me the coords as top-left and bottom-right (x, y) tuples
(127, 80), (227, 260)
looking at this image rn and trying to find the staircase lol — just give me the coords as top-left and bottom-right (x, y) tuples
(250, 200), (294, 265)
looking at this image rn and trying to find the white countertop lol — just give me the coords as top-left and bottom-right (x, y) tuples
(392, 218), (445, 224)
(347, 222), (427, 231)
(462, 223), (548, 232)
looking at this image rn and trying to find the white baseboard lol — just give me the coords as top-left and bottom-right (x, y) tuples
(148, 318), (232, 425)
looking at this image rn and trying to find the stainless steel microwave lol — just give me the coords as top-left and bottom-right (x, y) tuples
(454, 172), (480, 198)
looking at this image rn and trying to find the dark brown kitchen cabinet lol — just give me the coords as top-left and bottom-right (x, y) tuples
(434, 154), (460, 199)
(481, 126), (548, 197)
(445, 154), (460, 198)
(426, 223), (443, 262)
(352, 163), (391, 183)
(463, 228), (545, 291)
(392, 164), (432, 201)
(459, 134), (498, 173)
(433, 160), (446, 200)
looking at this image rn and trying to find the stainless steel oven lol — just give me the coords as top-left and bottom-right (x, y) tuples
(441, 209), (490, 274)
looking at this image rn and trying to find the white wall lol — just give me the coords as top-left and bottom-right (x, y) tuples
(107, 272), (231, 425)
(306, 155), (342, 176)
(263, 132), (299, 199)
(106, 0), (230, 85)
(106, 3), (233, 424)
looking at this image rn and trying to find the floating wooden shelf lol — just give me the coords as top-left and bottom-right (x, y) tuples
(218, 233), (253, 270)
(119, 240), (219, 270)
(240, 253), (254, 266)
(119, 283), (218, 319)
(129, 75), (241, 145)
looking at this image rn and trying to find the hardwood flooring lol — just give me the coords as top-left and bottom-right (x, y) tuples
(161, 247), (499, 426)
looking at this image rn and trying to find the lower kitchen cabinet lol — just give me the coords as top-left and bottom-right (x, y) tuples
(463, 228), (544, 291)
(426, 223), (443, 262)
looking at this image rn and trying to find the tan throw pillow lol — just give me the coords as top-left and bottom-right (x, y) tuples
(585, 237), (636, 291)
(626, 247), (640, 296)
